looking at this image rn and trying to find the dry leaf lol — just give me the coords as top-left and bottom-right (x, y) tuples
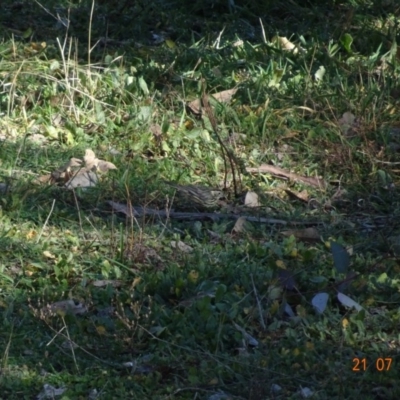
(37, 384), (66, 400)
(331, 187), (348, 201)
(187, 99), (201, 115)
(84, 149), (98, 169)
(244, 191), (260, 207)
(338, 111), (360, 137)
(65, 169), (98, 189)
(246, 164), (326, 188)
(187, 88), (237, 116)
(124, 243), (163, 269)
(62, 158), (82, 170)
(211, 88), (238, 103)
(26, 229), (37, 240)
(131, 277), (142, 289)
(50, 157), (83, 184)
(233, 39), (244, 47)
(29, 41), (46, 52)
(28, 133), (47, 144)
(51, 113), (63, 127)
(34, 174), (52, 185)
(272, 36), (302, 54)
(96, 160), (117, 172)
(92, 280), (123, 288)
(285, 189), (310, 202)
(83, 149), (117, 173)
(43, 251), (56, 259)
(233, 216), (248, 233)
(40, 148), (114, 188)
(41, 299), (87, 317)
(150, 123), (162, 137)
(171, 240), (193, 253)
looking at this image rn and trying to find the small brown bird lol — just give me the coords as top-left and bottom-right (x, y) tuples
(166, 182), (223, 210)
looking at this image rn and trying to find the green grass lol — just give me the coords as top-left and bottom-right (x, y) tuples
(0, 0), (400, 399)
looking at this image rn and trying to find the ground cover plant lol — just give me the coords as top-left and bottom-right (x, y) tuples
(1, 0), (400, 399)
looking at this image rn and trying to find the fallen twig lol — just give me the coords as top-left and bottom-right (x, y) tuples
(107, 201), (323, 226)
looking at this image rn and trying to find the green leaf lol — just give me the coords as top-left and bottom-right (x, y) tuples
(268, 67), (284, 88)
(165, 39), (176, 49)
(161, 142), (171, 152)
(340, 33), (353, 53)
(138, 106), (151, 122)
(138, 76), (149, 96)
(104, 54), (113, 65)
(215, 284), (227, 302)
(45, 125), (59, 139)
(354, 309), (366, 321)
(22, 27), (33, 39)
(64, 130), (75, 145)
(0, 272), (14, 284)
(95, 103), (106, 124)
(377, 272), (388, 284)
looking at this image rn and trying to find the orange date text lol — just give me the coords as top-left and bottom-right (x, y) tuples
(352, 357), (393, 372)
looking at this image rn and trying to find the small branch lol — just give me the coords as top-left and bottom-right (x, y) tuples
(251, 273), (266, 331)
(107, 202), (323, 226)
(201, 90), (242, 196)
(36, 199), (56, 243)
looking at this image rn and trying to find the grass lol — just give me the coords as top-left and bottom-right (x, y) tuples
(1, 0), (400, 398)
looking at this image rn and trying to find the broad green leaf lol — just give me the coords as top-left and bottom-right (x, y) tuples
(138, 76), (149, 95)
(377, 272), (388, 284)
(161, 142), (171, 152)
(340, 33), (353, 53)
(45, 125), (59, 139)
(268, 67), (284, 88)
(165, 38), (176, 49)
(0, 272), (14, 284)
(64, 130), (75, 145)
